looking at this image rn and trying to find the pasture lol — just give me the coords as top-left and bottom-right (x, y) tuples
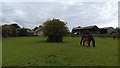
(2, 36), (118, 66)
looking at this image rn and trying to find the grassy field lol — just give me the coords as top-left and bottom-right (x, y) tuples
(2, 36), (118, 66)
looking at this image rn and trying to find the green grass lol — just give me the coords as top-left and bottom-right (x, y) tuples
(2, 36), (118, 66)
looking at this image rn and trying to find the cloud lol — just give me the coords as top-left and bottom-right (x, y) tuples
(1, 2), (118, 31)
(1, 0), (119, 2)
(97, 19), (118, 28)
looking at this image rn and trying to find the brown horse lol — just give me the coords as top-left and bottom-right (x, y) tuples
(80, 33), (95, 47)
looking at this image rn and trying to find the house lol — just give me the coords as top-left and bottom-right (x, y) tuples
(80, 25), (99, 34)
(33, 26), (43, 36)
(71, 26), (81, 36)
(99, 27), (116, 34)
(72, 25), (99, 35)
(72, 25), (117, 38)
(99, 28), (107, 34)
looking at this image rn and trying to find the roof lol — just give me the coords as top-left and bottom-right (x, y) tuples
(99, 27), (114, 29)
(80, 25), (99, 30)
(72, 25), (99, 31)
(72, 26), (81, 30)
(73, 27), (81, 30)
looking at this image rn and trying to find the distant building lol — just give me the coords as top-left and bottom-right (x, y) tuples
(80, 25), (99, 34)
(71, 26), (81, 36)
(99, 27), (116, 34)
(72, 25), (99, 35)
(99, 28), (107, 34)
(72, 25), (116, 36)
(33, 26), (43, 36)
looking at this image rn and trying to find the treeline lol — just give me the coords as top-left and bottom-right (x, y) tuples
(1, 24), (33, 37)
(1, 22), (120, 39)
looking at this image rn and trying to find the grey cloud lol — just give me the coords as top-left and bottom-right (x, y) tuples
(2, 0), (119, 2)
(1, 2), (118, 30)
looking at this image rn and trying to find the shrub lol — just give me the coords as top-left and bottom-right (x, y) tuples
(42, 18), (69, 42)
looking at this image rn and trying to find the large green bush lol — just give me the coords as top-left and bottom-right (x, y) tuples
(42, 18), (69, 42)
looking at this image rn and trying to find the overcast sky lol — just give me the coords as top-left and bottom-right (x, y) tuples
(1, 1), (118, 31)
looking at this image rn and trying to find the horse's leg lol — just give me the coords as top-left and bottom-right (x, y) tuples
(87, 39), (91, 47)
(83, 40), (86, 46)
(92, 38), (95, 47)
(80, 37), (84, 46)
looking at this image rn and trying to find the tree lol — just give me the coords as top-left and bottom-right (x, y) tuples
(2, 24), (21, 37)
(10, 24), (21, 36)
(42, 18), (69, 42)
(10, 24), (20, 29)
(115, 27), (120, 38)
(2, 25), (13, 37)
(17, 28), (30, 36)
